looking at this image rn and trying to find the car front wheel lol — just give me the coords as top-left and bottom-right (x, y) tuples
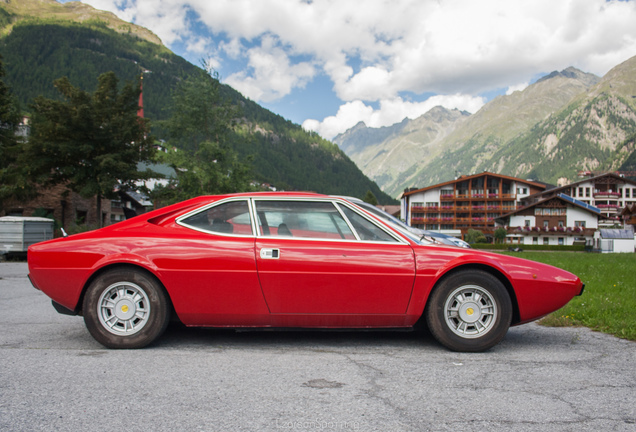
(83, 268), (170, 349)
(426, 270), (512, 352)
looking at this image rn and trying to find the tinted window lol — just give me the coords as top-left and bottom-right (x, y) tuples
(180, 200), (252, 235)
(255, 201), (355, 240)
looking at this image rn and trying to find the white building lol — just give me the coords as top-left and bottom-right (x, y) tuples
(520, 173), (636, 226)
(496, 194), (601, 247)
(401, 172), (547, 238)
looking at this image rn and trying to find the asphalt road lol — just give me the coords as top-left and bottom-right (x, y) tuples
(1, 262), (635, 432)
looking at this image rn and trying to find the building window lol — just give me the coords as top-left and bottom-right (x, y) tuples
(76, 210), (88, 225)
(543, 237), (549, 245)
(558, 237), (564, 245)
(578, 187), (583, 197)
(525, 220), (531, 227)
(575, 221), (586, 228)
(558, 221), (564, 228)
(543, 220), (549, 228)
(586, 188), (591, 197)
(533, 237), (538, 245)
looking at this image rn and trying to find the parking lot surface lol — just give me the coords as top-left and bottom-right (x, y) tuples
(1, 262), (635, 431)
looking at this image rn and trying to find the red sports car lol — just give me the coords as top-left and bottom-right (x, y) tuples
(27, 192), (584, 352)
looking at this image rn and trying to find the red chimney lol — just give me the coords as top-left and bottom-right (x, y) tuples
(137, 74), (144, 118)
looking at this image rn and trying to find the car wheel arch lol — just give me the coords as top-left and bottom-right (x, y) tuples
(425, 263), (520, 326)
(77, 263), (174, 318)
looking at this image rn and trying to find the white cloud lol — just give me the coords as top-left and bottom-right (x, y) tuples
(76, 0), (636, 100)
(303, 94), (486, 140)
(224, 36), (316, 102)
(506, 83), (530, 95)
(74, 0), (636, 131)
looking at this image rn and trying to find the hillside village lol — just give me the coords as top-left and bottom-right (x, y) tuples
(400, 170), (636, 253)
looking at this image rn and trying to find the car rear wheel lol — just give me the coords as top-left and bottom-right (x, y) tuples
(83, 268), (170, 349)
(426, 270), (512, 352)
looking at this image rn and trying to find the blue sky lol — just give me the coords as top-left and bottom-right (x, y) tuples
(63, 0), (636, 140)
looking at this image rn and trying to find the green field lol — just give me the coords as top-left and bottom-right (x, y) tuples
(500, 252), (636, 341)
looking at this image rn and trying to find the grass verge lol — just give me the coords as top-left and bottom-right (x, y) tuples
(499, 252), (636, 341)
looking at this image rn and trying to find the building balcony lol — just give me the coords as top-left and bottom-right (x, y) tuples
(596, 204), (620, 212)
(506, 226), (595, 236)
(411, 217), (440, 224)
(594, 191), (621, 198)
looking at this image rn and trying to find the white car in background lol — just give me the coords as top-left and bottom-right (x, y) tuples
(347, 198), (471, 248)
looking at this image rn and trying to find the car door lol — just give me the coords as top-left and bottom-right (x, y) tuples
(165, 198), (270, 326)
(253, 199), (416, 320)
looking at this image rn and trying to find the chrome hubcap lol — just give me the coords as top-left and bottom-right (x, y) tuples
(444, 285), (497, 338)
(98, 282), (150, 336)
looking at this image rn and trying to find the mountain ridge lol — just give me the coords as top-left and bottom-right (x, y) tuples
(334, 63), (636, 197)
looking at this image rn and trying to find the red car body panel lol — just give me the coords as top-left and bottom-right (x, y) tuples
(27, 192), (583, 331)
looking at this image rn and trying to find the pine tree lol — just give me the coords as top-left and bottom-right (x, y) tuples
(25, 71), (156, 227)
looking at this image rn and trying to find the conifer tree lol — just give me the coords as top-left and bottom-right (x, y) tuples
(26, 71), (156, 227)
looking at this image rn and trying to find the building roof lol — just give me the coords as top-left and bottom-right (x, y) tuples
(124, 190), (153, 207)
(0, 216), (54, 223)
(599, 229), (634, 239)
(620, 203), (636, 217)
(525, 172), (636, 202)
(498, 193), (601, 220)
(556, 194), (601, 214)
(403, 171), (547, 197)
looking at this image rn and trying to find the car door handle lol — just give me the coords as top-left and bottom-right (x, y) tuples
(259, 248), (280, 259)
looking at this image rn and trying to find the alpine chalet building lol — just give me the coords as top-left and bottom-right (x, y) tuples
(401, 172), (547, 238)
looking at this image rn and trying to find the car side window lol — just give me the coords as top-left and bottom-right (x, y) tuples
(180, 200), (253, 235)
(255, 201), (356, 240)
(340, 206), (398, 242)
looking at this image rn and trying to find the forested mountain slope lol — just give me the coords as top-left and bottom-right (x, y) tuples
(0, 0), (394, 202)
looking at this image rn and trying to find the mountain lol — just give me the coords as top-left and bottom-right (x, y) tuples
(472, 57), (636, 184)
(0, 0), (395, 203)
(334, 107), (470, 193)
(337, 66), (604, 196)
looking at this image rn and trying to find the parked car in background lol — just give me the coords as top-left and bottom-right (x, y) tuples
(28, 192), (583, 352)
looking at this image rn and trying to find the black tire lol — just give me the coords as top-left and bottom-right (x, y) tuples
(83, 268), (170, 349)
(426, 270), (512, 352)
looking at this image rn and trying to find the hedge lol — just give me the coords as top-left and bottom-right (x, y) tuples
(471, 243), (586, 252)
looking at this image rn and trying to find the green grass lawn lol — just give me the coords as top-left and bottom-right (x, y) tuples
(499, 251), (636, 341)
